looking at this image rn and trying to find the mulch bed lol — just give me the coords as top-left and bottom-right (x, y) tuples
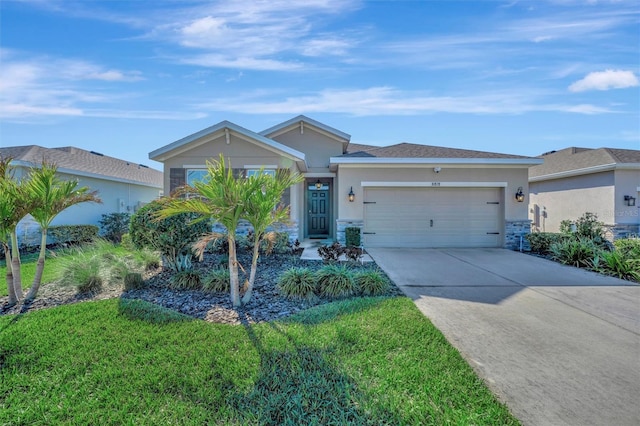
(1, 252), (401, 324)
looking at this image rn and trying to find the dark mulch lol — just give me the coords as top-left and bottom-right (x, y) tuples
(1, 252), (400, 324)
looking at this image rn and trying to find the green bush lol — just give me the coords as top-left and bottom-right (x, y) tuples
(129, 199), (210, 272)
(345, 227), (361, 247)
(354, 270), (389, 296)
(263, 231), (291, 255)
(170, 270), (202, 290)
(277, 267), (317, 300)
(203, 268), (230, 293)
(614, 238), (640, 259)
(550, 237), (600, 268)
(49, 225), (99, 246)
(98, 213), (131, 243)
(124, 272), (145, 291)
(135, 249), (161, 271)
(58, 251), (104, 293)
(120, 233), (133, 250)
(316, 264), (356, 299)
(599, 251), (640, 281)
(526, 232), (568, 254)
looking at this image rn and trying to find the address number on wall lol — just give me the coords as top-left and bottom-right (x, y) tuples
(431, 182), (441, 186)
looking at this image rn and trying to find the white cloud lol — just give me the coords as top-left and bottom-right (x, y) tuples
(196, 86), (615, 116)
(568, 69), (639, 92)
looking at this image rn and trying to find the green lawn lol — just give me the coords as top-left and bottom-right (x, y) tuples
(0, 245), (131, 297)
(0, 297), (518, 425)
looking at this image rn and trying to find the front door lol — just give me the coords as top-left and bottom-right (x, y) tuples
(307, 181), (330, 238)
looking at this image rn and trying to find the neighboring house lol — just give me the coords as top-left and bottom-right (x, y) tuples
(529, 147), (640, 239)
(0, 145), (163, 246)
(150, 115), (542, 249)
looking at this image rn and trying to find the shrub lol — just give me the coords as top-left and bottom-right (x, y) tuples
(550, 237), (600, 268)
(120, 233), (133, 250)
(526, 232), (568, 254)
(318, 242), (344, 263)
(129, 199), (210, 272)
(599, 251), (640, 281)
(98, 212), (131, 243)
(614, 238), (640, 259)
(354, 270), (389, 296)
(262, 231), (291, 255)
(135, 249), (161, 271)
(345, 227), (361, 247)
(58, 251), (104, 293)
(574, 212), (605, 240)
(124, 272), (145, 290)
(316, 264), (355, 299)
(277, 267), (317, 300)
(170, 270), (202, 290)
(49, 225), (99, 246)
(203, 268), (231, 293)
(344, 246), (363, 263)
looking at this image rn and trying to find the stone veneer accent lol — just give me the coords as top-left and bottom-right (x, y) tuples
(336, 219), (364, 245)
(604, 224), (639, 241)
(505, 220), (532, 251)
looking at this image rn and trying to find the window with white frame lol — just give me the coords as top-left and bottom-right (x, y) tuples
(186, 169), (208, 186)
(246, 169), (276, 178)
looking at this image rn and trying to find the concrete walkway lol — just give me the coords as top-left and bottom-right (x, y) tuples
(367, 248), (640, 426)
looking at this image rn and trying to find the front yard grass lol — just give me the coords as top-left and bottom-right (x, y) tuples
(0, 297), (518, 425)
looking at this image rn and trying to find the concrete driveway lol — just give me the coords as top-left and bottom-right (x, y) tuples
(367, 248), (640, 426)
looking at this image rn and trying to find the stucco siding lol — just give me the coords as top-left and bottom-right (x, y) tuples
(614, 169), (640, 226)
(270, 127), (343, 172)
(529, 171), (615, 232)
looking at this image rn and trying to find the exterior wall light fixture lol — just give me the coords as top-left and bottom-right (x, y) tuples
(315, 179), (322, 190)
(624, 195), (636, 206)
(515, 187), (525, 203)
(348, 186), (355, 202)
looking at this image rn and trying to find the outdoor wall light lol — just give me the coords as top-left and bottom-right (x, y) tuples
(624, 195), (636, 207)
(515, 187), (525, 203)
(348, 186), (355, 202)
(315, 179), (322, 190)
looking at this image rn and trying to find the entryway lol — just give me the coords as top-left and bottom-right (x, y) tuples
(306, 179), (331, 239)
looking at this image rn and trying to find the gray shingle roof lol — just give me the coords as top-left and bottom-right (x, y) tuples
(340, 142), (533, 159)
(0, 145), (163, 188)
(529, 147), (640, 178)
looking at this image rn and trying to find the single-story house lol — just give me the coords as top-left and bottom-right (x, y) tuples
(0, 145), (163, 246)
(150, 115), (543, 249)
(529, 147), (640, 239)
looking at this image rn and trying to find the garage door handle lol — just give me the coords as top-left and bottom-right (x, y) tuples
(362, 232), (376, 235)
(430, 219), (433, 227)
(486, 232), (500, 235)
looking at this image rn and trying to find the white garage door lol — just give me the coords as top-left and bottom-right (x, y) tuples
(363, 187), (502, 248)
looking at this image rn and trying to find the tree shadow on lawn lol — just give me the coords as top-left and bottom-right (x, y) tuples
(230, 310), (401, 425)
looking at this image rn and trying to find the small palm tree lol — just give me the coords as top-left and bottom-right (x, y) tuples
(242, 169), (303, 304)
(158, 155), (246, 307)
(24, 162), (101, 301)
(0, 155), (32, 304)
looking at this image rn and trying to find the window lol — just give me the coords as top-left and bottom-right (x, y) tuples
(186, 169), (208, 185)
(246, 169), (276, 178)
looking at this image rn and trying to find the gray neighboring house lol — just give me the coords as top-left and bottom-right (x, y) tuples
(150, 115), (543, 249)
(529, 147), (640, 239)
(0, 145), (163, 246)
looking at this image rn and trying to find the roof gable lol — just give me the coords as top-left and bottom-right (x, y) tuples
(259, 115), (351, 147)
(149, 121), (306, 168)
(0, 145), (162, 188)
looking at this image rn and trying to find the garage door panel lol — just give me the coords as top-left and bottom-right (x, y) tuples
(363, 187), (502, 248)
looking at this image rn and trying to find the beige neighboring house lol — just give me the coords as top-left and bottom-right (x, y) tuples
(150, 115), (542, 249)
(529, 147), (640, 239)
(0, 145), (163, 246)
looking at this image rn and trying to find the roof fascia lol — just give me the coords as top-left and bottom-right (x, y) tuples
(10, 160), (162, 188)
(149, 121), (306, 164)
(330, 157), (543, 166)
(529, 163), (639, 182)
(259, 115), (351, 144)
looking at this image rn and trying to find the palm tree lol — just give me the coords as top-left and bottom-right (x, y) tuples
(241, 169), (302, 304)
(0, 155), (32, 304)
(24, 161), (101, 301)
(158, 155), (246, 307)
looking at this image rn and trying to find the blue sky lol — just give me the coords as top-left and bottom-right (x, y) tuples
(1, 0), (638, 171)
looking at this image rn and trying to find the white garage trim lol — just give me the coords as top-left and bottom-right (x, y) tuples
(361, 181), (507, 188)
